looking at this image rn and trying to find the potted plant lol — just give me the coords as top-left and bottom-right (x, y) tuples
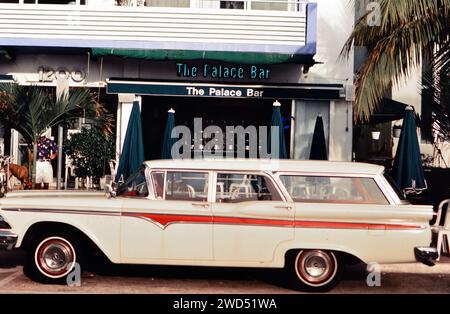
(393, 124), (402, 138)
(370, 129), (381, 140)
(64, 127), (115, 189)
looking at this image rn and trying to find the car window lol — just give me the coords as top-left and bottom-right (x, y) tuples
(165, 171), (209, 202)
(151, 172), (165, 199)
(280, 175), (389, 205)
(116, 167), (149, 198)
(216, 173), (282, 203)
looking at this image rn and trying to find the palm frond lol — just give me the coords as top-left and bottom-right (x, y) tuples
(341, 0), (450, 121)
(422, 39), (450, 140)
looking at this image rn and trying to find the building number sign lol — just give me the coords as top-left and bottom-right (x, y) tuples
(38, 67), (86, 83)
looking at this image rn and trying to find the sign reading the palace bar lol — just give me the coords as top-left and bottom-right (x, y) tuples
(176, 63), (271, 80)
(106, 81), (343, 100)
(186, 86), (264, 97)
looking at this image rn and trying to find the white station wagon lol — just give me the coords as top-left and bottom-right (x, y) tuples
(0, 159), (438, 291)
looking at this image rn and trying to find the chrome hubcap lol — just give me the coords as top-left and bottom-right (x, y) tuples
(296, 250), (335, 285)
(36, 238), (75, 277)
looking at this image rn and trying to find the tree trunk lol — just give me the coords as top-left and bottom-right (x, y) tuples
(32, 141), (37, 189)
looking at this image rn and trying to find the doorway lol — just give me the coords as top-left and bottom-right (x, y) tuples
(140, 96), (292, 160)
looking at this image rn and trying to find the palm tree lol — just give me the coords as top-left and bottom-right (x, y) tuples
(422, 40), (450, 140)
(0, 83), (113, 187)
(341, 0), (450, 121)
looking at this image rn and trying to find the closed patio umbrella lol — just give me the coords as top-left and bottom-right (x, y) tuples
(392, 106), (427, 194)
(269, 100), (288, 159)
(161, 108), (176, 159)
(309, 115), (328, 160)
(115, 101), (144, 183)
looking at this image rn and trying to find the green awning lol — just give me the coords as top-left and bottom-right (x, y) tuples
(92, 48), (307, 65)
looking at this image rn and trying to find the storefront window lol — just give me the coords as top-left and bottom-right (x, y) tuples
(144, 0), (189, 7)
(293, 100), (330, 160)
(251, 0), (297, 11)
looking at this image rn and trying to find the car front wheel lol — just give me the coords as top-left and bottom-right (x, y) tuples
(288, 249), (342, 292)
(24, 234), (82, 284)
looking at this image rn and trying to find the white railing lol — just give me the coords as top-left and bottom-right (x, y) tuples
(11, 0), (308, 11)
(0, 2), (309, 51)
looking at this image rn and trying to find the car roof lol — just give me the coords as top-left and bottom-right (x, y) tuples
(144, 159), (384, 175)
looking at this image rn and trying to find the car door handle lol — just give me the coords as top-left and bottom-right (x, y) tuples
(274, 205), (293, 210)
(192, 203), (210, 208)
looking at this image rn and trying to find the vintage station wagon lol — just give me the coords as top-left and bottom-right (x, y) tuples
(0, 159), (438, 291)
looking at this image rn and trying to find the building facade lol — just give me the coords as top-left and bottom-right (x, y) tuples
(0, 0), (355, 176)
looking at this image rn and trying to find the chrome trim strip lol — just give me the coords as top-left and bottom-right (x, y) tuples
(1, 208), (121, 216)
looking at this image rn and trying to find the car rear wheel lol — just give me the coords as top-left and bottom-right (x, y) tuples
(287, 249), (342, 292)
(24, 234), (82, 284)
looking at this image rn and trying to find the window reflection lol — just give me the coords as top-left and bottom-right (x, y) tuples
(117, 166), (149, 198)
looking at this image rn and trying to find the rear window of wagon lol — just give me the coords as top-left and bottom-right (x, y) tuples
(279, 175), (389, 205)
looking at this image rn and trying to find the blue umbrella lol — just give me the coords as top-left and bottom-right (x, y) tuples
(269, 100), (288, 159)
(392, 106), (427, 193)
(115, 101), (144, 183)
(309, 115), (328, 160)
(161, 108), (176, 159)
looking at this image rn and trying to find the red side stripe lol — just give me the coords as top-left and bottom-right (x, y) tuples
(124, 213), (212, 227)
(122, 212), (422, 230)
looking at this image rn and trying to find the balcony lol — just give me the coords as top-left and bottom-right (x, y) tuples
(0, 1), (316, 62)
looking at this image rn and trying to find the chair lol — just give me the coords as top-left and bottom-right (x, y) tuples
(229, 175), (252, 198)
(64, 156), (83, 190)
(431, 199), (450, 261)
(186, 184), (196, 198)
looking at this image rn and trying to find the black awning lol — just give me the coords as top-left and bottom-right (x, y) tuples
(357, 98), (422, 126)
(106, 79), (344, 101)
(362, 98), (409, 124)
(0, 74), (15, 82)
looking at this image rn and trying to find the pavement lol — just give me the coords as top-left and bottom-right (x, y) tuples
(0, 251), (449, 294)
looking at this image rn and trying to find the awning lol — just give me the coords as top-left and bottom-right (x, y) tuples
(0, 74), (15, 83)
(359, 98), (420, 125)
(92, 48), (315, 65)
(106, 78), (345, 100)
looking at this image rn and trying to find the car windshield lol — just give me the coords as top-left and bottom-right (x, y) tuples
(383, 172), (406, 201)
(116, 166), (149, 198)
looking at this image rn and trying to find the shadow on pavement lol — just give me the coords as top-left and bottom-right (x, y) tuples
(0, 249), (371, 289)
(0, 250), (25, 268)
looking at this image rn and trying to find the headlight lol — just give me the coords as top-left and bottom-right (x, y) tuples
(0, 215), (11, 229)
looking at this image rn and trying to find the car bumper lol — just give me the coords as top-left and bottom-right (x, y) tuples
(414, 246), (438, 266)
(0, 230), (18, 250)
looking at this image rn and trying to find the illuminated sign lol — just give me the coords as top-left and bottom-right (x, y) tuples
(176, 63), (271, 80)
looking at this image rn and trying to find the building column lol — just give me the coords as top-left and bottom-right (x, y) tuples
(116, 94), (142, 157)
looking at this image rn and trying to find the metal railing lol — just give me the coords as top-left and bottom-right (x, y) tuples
(4, 0), (309, 12)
